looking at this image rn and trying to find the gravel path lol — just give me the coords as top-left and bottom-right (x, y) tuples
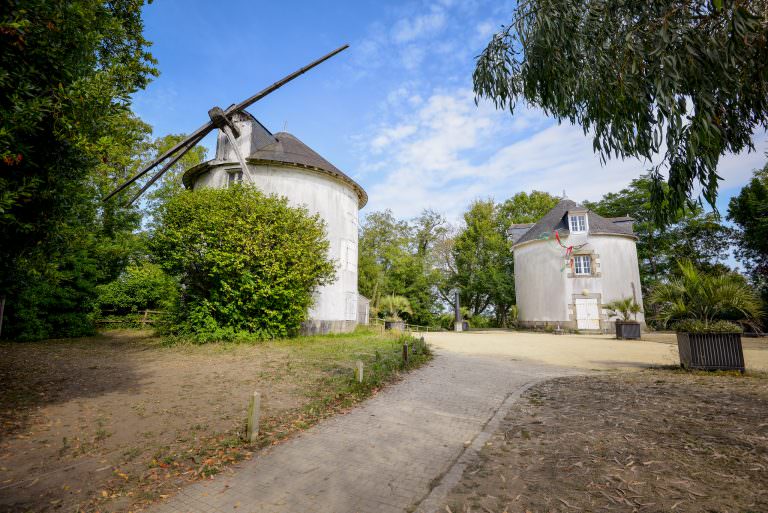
(150, 348), (576, 513)
(424, 330), (768, 371)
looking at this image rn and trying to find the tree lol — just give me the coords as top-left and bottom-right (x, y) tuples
(498, 191), (559, 225)
(151, 186), (335, 341)
(474, 1), (768, 223)
(728, 163), (768, 309)
(585, 175), (733, 291)
(96, 261), (178, 315)
(1, 1), (157, 338)
(2, 109), (156, 340)
(358, 209), (447, 326)
(453, 199), (516, 324)
(358, 210), (411, 307)
(144, 133), (208, 217)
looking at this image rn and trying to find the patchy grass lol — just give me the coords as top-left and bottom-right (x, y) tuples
(0, 327), (430, 513)
(444, 369), (768, 513)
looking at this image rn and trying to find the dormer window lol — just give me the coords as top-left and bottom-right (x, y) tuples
(227, 169), (243, 187)
(569, 213), (587, 233)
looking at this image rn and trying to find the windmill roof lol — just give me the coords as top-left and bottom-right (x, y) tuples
(182, 114), (367, 207)
(254, 132), (368, 207)
(513, 199), (635, 246)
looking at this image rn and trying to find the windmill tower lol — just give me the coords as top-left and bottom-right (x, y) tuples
(183, 111), (367, 334)
(105, 46), (365, 334)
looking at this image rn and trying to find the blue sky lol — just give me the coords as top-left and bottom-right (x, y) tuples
(133, 0), (767, 222)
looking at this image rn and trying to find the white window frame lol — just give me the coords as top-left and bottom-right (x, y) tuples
(573, 255), (592, 275)
(569, 213), (588, 233)
(227, 168), (243, 187)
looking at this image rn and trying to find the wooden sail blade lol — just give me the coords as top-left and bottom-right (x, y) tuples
(105, 44), (349, 202)
(230, 44), (349, 114)
(125, 131), (208, 206)
(104, 124), (215, 202)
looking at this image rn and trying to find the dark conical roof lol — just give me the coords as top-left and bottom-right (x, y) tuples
(252, 132), (345, 179)
(182, 113), (367, 207)
(251, 131), (367, 207)
(513, 198), (635, 245)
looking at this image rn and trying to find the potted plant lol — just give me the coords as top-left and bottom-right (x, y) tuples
(649, 260), (762, 371)
(605, 297), (643, 339)
(378, 295), (413, 331)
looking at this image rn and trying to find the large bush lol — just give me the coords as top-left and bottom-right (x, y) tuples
(151, 186), (335, 341)
(96, 261), (177, 314)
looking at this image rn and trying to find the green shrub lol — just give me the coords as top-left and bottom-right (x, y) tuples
(377, 295), (413, 322)
(604, 297), (642, 321)
(150, 186), (335, 342)
(673, 319), (743, 334)
(96, 262), (177, 314)
(650, 260), (762, 329)
(468, 315), (494, 328)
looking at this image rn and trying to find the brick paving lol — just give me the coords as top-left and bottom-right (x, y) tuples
(150, 349), (574, 513)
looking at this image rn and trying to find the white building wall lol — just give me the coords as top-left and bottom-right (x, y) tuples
(515, 234), (645, 328)
(514, 241), (570, 323)
(192, 164), (360, 325)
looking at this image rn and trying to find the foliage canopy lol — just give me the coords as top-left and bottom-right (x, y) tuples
(474, 0), (768, 223)
(585, 174), (733, 291)
(728, 163), (768, 308)
(0, 0), (157, 339)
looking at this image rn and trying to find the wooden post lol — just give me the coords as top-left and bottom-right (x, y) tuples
(246, 391), (261, 443)
(355, 360), (364, 382)
(141, 310), (149, 328)
(402, 343), (409, 364)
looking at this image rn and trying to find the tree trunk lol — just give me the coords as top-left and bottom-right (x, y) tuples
(0, 295), (5, 339)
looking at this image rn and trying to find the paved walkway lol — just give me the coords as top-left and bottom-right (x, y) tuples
(151, 349), (574, 513)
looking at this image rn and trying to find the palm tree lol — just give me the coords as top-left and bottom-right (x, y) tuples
(378, 295), (413, 322)
(604, 297), (642, 321)
(649, 260), (762, 329)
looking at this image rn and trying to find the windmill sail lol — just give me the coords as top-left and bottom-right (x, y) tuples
(105, 44), (349, 204)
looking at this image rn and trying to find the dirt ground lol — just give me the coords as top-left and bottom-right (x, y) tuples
(424, 330), (768, 371)
(0, 328), (422, 513)
(443, 370), (768, 513)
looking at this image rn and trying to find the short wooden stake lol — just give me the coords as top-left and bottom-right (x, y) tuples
(402, 343), (409, 364)
(246, 391), (261, 443)
(355, 360), (364, 382)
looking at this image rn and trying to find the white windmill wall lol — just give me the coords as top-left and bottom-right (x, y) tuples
(514, 234), (645, 330)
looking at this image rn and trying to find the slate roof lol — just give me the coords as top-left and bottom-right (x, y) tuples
(512, 199), (635, 246)
(182, 111), (368, 207)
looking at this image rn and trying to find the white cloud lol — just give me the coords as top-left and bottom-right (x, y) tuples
(371, 124), (418, 152)
(474, 20), (496, 42)
(358, 88), (766, 221)
(391, 10), (447, 43)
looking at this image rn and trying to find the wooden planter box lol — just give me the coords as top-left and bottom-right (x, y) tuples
(615, 321), (641, 340)
(385, 320), (405, 331)
(676, 332), (745, 372)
